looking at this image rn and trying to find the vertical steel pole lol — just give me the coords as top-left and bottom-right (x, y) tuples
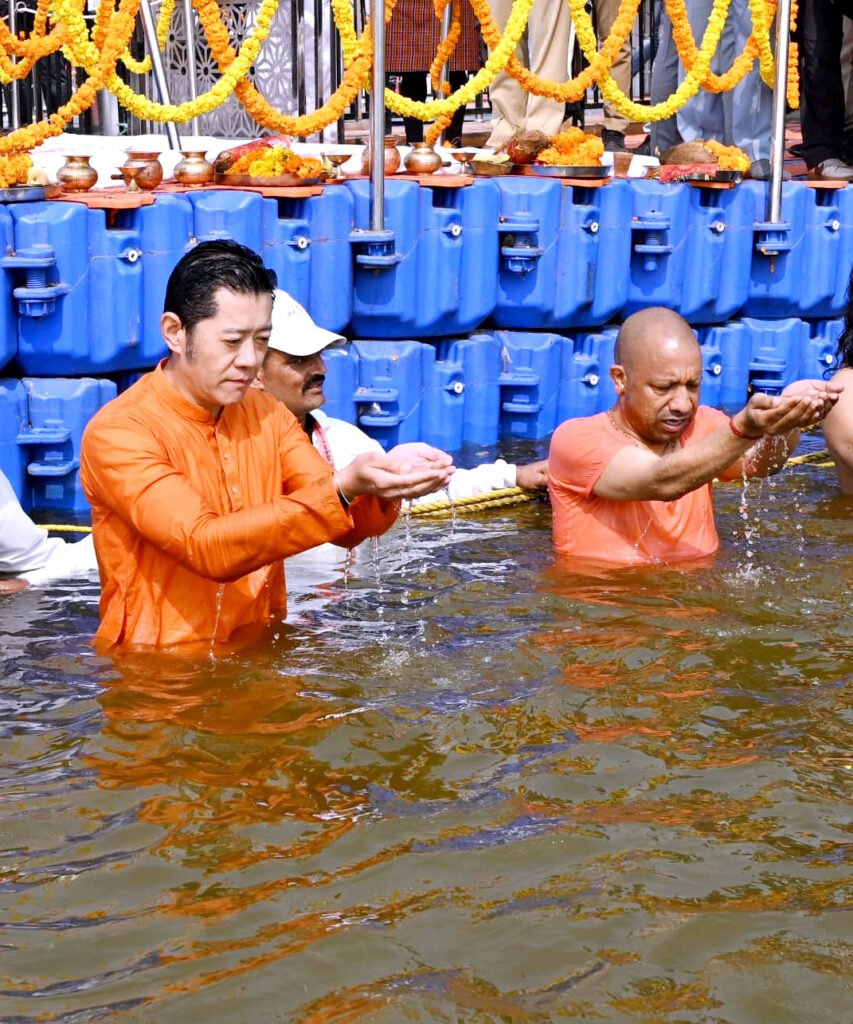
(292, 0), (307, 115)
(437, 0), (452, 143)
(767, 0), (792, 223)
(182, 0), (200, 135)
(370, 0), (386, 231)
(8, 0), (20, 130)
(139, 0), (181, 147)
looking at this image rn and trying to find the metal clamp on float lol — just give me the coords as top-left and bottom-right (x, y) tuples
(498, 211), (543, 275)
(1, 244), (69, 317)
(354, 387), (402, 427)
(630, 212), (674, 271)
(754, 220), (793, 257)
(349, 228), (402, 270)
(16, 421), (77, 477)
(498, 366), (542, 415)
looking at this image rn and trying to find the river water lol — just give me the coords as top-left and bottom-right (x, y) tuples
(1, 443), (850, 1023)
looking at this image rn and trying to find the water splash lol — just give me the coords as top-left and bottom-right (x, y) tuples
(444, 486), (457, 533)
(209, 584), (225, 660)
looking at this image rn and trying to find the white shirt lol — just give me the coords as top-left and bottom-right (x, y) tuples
(0, 470), (98, 585)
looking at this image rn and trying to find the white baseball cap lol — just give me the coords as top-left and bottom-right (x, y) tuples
(267, 289), (346, 357)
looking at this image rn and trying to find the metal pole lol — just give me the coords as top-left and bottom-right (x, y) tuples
(139, 0), (181, 149)
(292, 0), (307, 115)
(182, 0), (199, 135)
(8, 0), (20, 130)
(437, 0), (452, 144)
(370, 0), (386, 231)
(314, 0), (323, 134)
(767, 0), (792, 223)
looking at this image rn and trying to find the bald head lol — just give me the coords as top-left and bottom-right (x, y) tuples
(615, 308), (699, 371)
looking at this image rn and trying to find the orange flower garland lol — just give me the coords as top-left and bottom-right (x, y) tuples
(0, 0), (140, 158)
(471, 0), (641, 103)
(425, 0), (462, 145)
(787, 0), (799, 108)
(195, 0), (378, 137)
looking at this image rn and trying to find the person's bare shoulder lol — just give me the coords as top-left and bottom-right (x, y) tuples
(823, 368), (853, 492)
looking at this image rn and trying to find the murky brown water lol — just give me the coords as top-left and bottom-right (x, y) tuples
(1, 440), (851, 1024)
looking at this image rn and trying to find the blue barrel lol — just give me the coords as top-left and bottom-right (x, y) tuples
(681, 182), (753, 324)
(432, 334), (503, 446)
(742, 316), (810, 394)
(0, 206), (16, 371)
(802, 317), (843, 380)
(698, 332), (724, 408)
(21, 377), (116, 513)
(350, 340), (433, 449)
(10, 197), (193, 375)
(262, 188), (354, 334)
(743, 182), (810, 318)
(494, 331), (563, 439)
(188, 188), (264, 250)
(421, 346), (466, 452)
(699, 321), (752, 410)
(492, 177), (631, 329)
(0, 378), (28, 508)
(346, 178), (499, 338)
(322, 343), (359, 425)
(800, 186), (853, 318)
(624, 180), (690, 315)
(558, 331), (605, 421)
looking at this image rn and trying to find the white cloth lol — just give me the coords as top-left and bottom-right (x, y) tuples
(285, 411), (518, 574)
(0, 470), (98, 586)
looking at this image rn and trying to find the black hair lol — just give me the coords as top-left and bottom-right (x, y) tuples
(838, 268), (853, 370)
(163, 240), (277, 336)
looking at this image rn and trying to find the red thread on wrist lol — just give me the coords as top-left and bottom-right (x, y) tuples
(728, 416), (763, 441)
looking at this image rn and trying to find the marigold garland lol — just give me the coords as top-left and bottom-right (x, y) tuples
(1, 0), (140, 157)
(474, 0), (641, 104)
(666, 0), (767, 94)
(424, 0), (461, 145)
(385, 0), (535, 121)
(203, 0), (378, 136)
(787, 0), (799, 108)
(0, 0), (65, 83)
(59, 0), (281, 123)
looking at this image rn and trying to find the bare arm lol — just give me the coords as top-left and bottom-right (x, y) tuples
(595, 385), (841, 502)
(822, 368), (853, 494)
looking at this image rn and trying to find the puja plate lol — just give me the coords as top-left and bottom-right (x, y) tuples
(0, 185), (47, 203)
(523, 164), (610, 179)
(464, 160), (517, 177)
(682, 169), (743, 184)
(214, 172), (330, 187)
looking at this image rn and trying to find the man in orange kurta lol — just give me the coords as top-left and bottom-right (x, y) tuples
(549, 308), (841, 567)
(81, 241), (453, 648)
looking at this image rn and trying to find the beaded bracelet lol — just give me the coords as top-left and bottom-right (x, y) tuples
(728, 416), (763, 441)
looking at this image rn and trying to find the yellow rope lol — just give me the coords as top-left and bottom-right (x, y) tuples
(39, 523), (93, 533)
(409, 486), (536, 517)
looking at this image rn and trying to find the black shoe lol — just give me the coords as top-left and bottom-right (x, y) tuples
(602, 129), (626, 152)
(789, 142), (804, 158)
(633, 136), (651, 156)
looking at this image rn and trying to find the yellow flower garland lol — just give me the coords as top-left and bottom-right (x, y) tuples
(666, 0), (766, 94)
(1, 0), (140, 157)
(572, 0), (731, 121)
(474, 0), (641, 104)
(787, 0), (799, 108)
(119, 0), (176, 75)
(0, 0), (66, 83)
(385, 0), (535, 120)
(202, 0), (376, 136)
(57, 0), (281, 123)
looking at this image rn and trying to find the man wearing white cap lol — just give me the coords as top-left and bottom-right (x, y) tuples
(254, 291), (548, 544)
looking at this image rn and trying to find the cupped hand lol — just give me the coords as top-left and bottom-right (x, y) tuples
(742, 383), (841, 436)
(338, 447), (455, 502)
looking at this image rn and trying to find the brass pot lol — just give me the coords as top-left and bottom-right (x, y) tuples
(360, 135), (402, 176)
(121, 151), (163, 191)
(173, 149), (214, 186)
(56, 154), (98, 192)
(403, 142), (443, 175)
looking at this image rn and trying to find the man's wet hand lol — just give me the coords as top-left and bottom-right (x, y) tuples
(741, 382), (842, 436)
(337, 446), (455, 501)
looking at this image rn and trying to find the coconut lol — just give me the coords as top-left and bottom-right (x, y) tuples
(503, 130), (552, 165)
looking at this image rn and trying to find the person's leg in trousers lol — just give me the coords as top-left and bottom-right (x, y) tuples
(525, 0), (573, 136)
(596, 0), (633, 140)
(800, 0), (845, 167)
(649, 6), (683, 154)
(398, 71), (428, 143)
(486, 0), (530, 147)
